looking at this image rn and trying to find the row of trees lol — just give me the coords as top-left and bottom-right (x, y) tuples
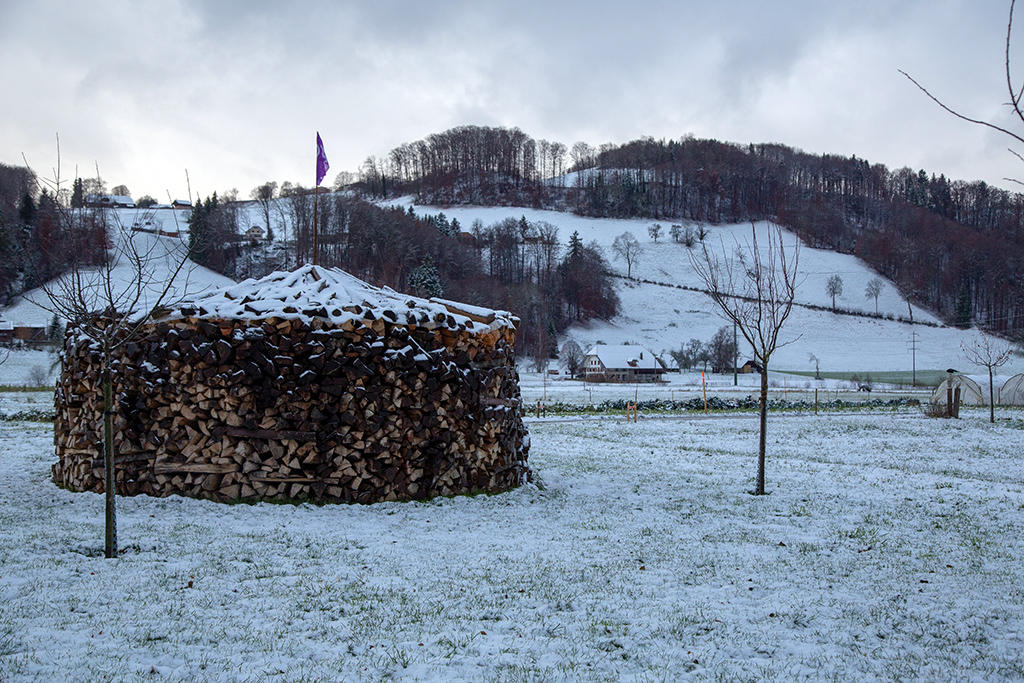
(669, 326), (737, 373)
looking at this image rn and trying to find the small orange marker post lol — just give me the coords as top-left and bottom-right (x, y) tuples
(626, 402), (637, 423)
(702, 371), (708, 414)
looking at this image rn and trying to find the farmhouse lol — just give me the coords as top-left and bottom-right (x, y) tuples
(171, 199), (192, 209)
(53, 265), (530, 504)
(85, 194), (135, 208)
(583, 344), (665, 383)
(245, 226), (264, 243)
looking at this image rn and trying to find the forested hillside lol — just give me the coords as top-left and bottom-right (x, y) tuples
(0, 164), (107, 306)
(373, 126), (1024, 338)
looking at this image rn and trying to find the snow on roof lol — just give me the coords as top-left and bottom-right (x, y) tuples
(585, 344), (661, 370)
(160, 264), (518, 333)
(86, 194), (133, 205)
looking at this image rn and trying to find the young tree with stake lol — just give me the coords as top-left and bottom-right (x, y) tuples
(961, 337), (1012, 423)
(29, 148), (196, 558)
(690, 224), (800, 495)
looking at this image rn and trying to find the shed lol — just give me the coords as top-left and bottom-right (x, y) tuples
(739, 360), (763, 374)
(53, 265), (530, 504)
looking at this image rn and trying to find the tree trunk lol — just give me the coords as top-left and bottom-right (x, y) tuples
(989, 367), (995, 424)
(756, 367), (768, 495)
(102, 361), (117, 559)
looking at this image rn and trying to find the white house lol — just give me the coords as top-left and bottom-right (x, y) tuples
(583, 344), (665, 383)
(84, 194), (135, 208)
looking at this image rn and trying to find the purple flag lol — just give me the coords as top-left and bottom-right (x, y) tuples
(316, 132), (330, 186)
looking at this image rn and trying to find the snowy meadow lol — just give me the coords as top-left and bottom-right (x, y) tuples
(2, 411), (1023, 680)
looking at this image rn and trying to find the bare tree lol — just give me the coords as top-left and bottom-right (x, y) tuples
(865, 277), (884, 315)
(648, 223), (662, 243)
(29, 153), (195, 558)
(612, 231), (641, 279)
(250, 181), (277, 241)
(901, 1), (1024, 185)
(690, 224), (800, 494)
(709, 325), (736, 373)
(962, 337), (1012, 423)
(826, 274), (843, 310)
(560, 340), (584, 378)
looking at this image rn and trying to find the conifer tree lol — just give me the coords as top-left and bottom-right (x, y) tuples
(408, 256), (444, 298)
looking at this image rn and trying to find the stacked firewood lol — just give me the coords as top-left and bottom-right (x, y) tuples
(53, 266), (529, 504)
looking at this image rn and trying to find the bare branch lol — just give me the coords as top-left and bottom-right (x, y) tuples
(898, 69), (1024, 149)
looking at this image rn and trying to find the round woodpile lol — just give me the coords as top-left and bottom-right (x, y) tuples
(52, 265), (529, 503)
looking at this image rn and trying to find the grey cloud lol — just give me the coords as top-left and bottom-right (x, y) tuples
(1, 0), (1021, 197)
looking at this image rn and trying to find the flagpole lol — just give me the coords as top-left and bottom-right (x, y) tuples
(312, 134), (319, 266)
(312, 181), (319, 266)
(313, 131), (328, 267)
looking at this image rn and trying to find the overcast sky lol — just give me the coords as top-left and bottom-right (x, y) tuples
(2, 1), (1021, 201)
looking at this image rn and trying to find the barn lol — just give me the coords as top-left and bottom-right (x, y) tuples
(53, 265), (530, 504)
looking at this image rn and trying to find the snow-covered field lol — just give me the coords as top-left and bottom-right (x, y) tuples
(0, 349), (59, 388)
(385, 198), (1024, 377)
(2, 412), (1023, 679)
(516, 369), (933, 406)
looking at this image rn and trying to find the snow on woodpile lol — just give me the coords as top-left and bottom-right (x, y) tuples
(53, 265), (529, 504)
(167, 264), (518, 334)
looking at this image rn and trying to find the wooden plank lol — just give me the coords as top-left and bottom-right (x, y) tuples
(224, 427), (317, 441)
(154, 462), (238, 474)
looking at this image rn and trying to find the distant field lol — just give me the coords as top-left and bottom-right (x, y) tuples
(781, 369), (949, 387)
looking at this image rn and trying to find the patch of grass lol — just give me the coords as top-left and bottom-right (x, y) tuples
(0, 385), (54, 393)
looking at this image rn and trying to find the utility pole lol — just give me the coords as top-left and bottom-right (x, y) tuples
(908, 330), (919, 387)
(906, 300), (916, 386)
(733, 320), (738, 386)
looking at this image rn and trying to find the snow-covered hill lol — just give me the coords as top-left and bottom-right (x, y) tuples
(385, 198), (1023, 375)
(1, 207), (234, 328)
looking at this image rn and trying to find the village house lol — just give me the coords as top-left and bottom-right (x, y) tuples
(245, 226), (264, 244)
(84, 194), (135, 208)
(583, 344), (666, 383)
